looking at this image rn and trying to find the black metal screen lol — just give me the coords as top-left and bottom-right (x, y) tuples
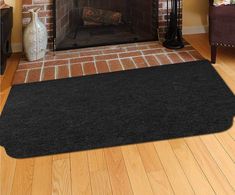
(53, 0), (158, 51)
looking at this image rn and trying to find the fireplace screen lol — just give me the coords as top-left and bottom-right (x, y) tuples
(54, 0), (158, 50)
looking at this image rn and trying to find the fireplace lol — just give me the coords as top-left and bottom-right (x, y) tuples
(53, 0), (158, 50)
(22, 0), (182, 51)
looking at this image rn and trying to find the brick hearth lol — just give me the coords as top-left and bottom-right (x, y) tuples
(14, 41), (203, 84)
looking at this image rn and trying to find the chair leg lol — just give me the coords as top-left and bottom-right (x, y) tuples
(211, 45), (217, 64)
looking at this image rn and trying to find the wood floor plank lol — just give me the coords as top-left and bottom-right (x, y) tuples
(53, 153), (70, 161)
(200, 135), (235, 190)
(31, 156), (52, 195)
(169, 139), (215, 195)
(218, 58), (235, 82)
(52, 159), (72, 195)
(87, 149), (112, 195)
(0, 147), (16, 195)
(185, 137), (234, 194)
(10, 158), (35, 195)
(153, 141), (194, 195)
(216, 131), (235, 162)
(215, 66), (235, 93)
(121, 145), (154, 195)
(228, 123), (235, 141)
(0, 54), (20, 115)
(70, 151), (92, 195)
(104, 147), (133, 195)
(137, 143), (174, 195)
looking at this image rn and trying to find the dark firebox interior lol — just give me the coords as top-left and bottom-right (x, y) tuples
(54, 0), (158, 50)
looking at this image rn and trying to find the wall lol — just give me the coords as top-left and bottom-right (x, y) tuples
(182, 0), (209, 34)
(5, 0), (22, 52)
(8, 0), (209, 51)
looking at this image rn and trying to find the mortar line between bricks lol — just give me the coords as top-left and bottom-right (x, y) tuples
(106, 60), (111, 72)
(186, 51), (197, 61)
(93, 61), (99, 74)
(154, 55), (163, 65)
(166, 54), (174, 64)
(39, 59), (45, 81)
(130, 58), (138, 69)
(81, 63), (85, 76)
(68, 60), (72, 78)
(175, 52), (186, 62)
(119, 59), (125, 71)
(24, 69), (29, 83)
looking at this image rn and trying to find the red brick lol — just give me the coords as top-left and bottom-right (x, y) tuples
(57, 65), (69, 79)
(13, 70), (27, 85)
(142, 49), (163, 55)
(55, 53), (79, 60)
(80, 50), (102, 57)
(133, 57), (148, 68)
(108, 60), (123, 72)
(167, 53), (183, 63)
(71, 63), (83, 77)
(145, 55), (160, 67)
(156, 54), (171, 65)
(44, 59), (69, 67)
(83, 62), (97, 75)
(27, 69), (41, 83)
(95, 54), (118, 61)
(103, 48), (126, 54)
(126, 46), (148, 51)
(42, 67), (55, 81)
(18, 62), (43, 70)
(70, 57), (93, 64)
(119, 51), (142, 58)
(96, 61), (109, 73)
(178, 52), (194, 61)
(121, 59), (136, 70)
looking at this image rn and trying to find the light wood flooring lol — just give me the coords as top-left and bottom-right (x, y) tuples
(1, 34), (235, 195)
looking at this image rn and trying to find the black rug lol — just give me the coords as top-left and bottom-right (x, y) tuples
(1, 60), (235, 158)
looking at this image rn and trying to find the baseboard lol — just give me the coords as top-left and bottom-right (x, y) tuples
(183, 25), (208, 35)
(12, 43), (22, 53)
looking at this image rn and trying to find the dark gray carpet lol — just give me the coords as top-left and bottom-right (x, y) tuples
(0, 60), (235, 158)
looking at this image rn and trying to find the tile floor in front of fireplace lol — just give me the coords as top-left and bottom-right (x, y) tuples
(13, 41), (203, 85)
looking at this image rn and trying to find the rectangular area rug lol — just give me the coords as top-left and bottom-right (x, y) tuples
(0, 60), (235, 158)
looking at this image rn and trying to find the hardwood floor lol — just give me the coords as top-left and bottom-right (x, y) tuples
(1, 34), (235, 195)
(0, 54), (20, 115)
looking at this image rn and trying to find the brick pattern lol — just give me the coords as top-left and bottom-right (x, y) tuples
(22, 0), (183, 50)
(14, 41), (203, 84)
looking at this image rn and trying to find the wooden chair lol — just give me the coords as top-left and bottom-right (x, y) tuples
(209, 0), (235, 63)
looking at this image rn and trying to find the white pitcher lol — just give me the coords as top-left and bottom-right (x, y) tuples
(23, 8), (48, 61)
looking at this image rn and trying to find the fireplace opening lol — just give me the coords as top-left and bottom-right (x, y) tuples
(53, 0), (158, 50)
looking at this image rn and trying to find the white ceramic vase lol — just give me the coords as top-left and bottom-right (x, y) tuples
(23, 8), (48, 61)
